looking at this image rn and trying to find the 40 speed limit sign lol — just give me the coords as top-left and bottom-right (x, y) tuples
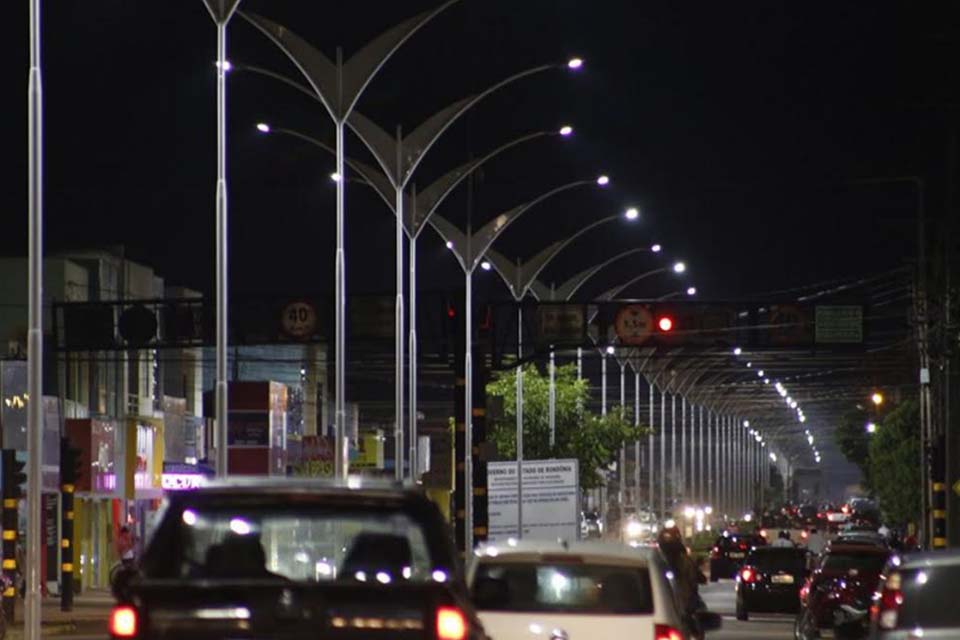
(282, 301), (318, 339)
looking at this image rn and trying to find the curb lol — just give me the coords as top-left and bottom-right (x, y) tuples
(7, 619), (106, 638)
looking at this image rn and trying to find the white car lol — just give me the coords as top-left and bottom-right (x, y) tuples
(467, 539), (720, 640)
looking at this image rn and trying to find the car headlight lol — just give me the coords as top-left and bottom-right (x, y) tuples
(626, 521), (644, 537)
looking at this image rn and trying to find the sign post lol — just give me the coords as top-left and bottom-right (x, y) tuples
(487, 459), (579, 543)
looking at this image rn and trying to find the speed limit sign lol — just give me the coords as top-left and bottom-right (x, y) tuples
(281, 301), (317, 339)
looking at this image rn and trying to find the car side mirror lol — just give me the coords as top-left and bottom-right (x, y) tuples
(696, 610), (723, 631)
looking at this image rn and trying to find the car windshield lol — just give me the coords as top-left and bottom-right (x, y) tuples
(472, 562), (653, 614)
(821, 553), (887, 573)
(143, 503), (440, 583)
(748, 549), (806, 572)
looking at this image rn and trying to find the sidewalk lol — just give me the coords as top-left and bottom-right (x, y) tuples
(6, 591), (112, 638)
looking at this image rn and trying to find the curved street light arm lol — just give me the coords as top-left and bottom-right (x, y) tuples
(269, 128), (396, 211)
(409, 130), (553, 237)
(556, 248), (659, 307)
(202, 0), (241, 24)
(236, 63), (324, 109)
(240, 1), (459, 120)
(468, 180), (594, 271)
(598, 266), (671, 301)
(428, 215), (468, 273)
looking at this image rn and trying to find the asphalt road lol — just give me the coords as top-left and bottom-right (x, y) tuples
(702, 580), (796, 639)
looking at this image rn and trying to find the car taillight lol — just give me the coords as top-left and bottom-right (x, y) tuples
(801, 530), (809, 540)
(710, 546), (720, 558)
(654, 624), (684, 640)
(871, 572), (902, 631)
(759, 529), (768, 538)
(109, 606), (138, 638)
(436, 606), (467, 640)
(740, 566), (757, 583)
(739, 542), (748, 551)
(799, 580), (810, 604)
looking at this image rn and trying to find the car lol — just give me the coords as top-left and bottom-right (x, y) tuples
(735, 546), (809, 620)
(798, 504), (819, 526)
(835, 530), (887, 548)
(870, 549), (960, 638)
(622, 510), (659, 544)
(468, 539), (721, 640)
(796, 542), (890, 639)
(581, 511), (603, 539)
(109, 478), (485, 640)
(709, 532), (766, 581)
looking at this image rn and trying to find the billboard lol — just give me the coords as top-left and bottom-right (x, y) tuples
(487, 459), (579, 544)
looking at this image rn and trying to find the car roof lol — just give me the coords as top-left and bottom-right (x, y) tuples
(166, 476), (427, 504)
(898, 549), (960, 569)
(749, 546), (804, 553)
(825, 543), (890, 555)
(473, 539), (658, 566)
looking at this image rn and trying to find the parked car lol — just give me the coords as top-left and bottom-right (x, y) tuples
(709, 532), (766, 581)
(870, 549), (960, 638)
(735, 546), (809, 620)
(581, 511), (603, 539)
(469, 539), (721, 640)
(109, 478), (485, 640)
(796, 542), (890, 639)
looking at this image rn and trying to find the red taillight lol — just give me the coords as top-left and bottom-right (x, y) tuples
(437, 606), (467, 640)
(740, 566), (757, 583)
(654, 624), (684, 640)
(109, 606), (138, 637)
(759, 529), (768, 538)
(710, 546), (720, 559)
(739, 542), (748, 550)
(801, 530), (809, 539)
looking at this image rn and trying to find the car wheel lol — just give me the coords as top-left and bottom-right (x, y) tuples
(736, 598), (749, 621)
(794, 609), (819, 640)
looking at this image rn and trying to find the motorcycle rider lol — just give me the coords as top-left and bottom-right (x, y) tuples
(773, 530), (795, 547)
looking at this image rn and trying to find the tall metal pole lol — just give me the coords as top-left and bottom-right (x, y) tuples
(634, 371), (641, 509)
(577, 347), (583, 380)
(619, 362), (626, 506)
(649, 382), (655, 511)
(671, 394), (677, 505)
(548, 349), (556, 446)
(660, 391), (667, 518)
(517, 307), (524, 538)
(214, 21), (230, 477)
(26, 0), (43, 635)
(706, 410), (712, 509)
(464, 269), (474, 551)
(698, 405), (704, 504)
(681, 397), (687, 500)
(334, 49), (347, 479)
(601, 354), (608, 416)
(394, 127), (405, 481)
(408, 229), (418, 478)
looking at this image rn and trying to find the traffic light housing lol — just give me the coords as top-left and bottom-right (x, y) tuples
(60, 437), (84, 486)
(2, 449), (26, 500)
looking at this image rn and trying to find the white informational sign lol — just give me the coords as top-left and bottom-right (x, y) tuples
(487, 459), (579, 543)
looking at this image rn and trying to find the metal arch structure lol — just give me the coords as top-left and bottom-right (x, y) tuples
(240, 0), (462, 479)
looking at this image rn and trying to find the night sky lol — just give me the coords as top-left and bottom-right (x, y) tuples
(2, 1), (956, 302)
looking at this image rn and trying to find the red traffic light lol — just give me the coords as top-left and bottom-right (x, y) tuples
(657, 316), (674, 332)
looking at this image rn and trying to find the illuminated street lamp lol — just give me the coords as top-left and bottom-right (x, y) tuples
(866, 422), (877, 434)
(871, 392), (884, 406)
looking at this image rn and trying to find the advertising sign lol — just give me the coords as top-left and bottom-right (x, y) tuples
(487, 459), (579, 543)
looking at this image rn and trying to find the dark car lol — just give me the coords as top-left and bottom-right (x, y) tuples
(870, 549), (960, 638)
(109, 478), (486, 640)
(709, 533), (766, 582)
(796, 543), (890, 639)
(798, 504), (819, 526)
(735, 546), (809, 620)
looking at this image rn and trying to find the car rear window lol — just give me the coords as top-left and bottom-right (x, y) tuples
(472, 562), (654, 614)
(748, 549), (806, 572)
(822, 553), (887, 573)
(142, 503), (439, 584)
(897, 565), (960, 628)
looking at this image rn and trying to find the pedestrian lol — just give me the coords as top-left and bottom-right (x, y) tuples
(117, 525), (137, 567)
(657, 526), (707, 638)
(805, 527), (826, 555)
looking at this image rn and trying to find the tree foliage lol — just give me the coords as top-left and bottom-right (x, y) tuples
(868, 399), (920, 527)
(834, 406), (873, 490)
(487, 363), (649, 489)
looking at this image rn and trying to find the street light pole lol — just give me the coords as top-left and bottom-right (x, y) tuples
(660, 390), (667, 519)
(649, 381), (655, 511)
(26, 0), (44, 636)
(241, 1), (461, 478)
(202, 0), (241, 479)
(634, 371), (641, 509)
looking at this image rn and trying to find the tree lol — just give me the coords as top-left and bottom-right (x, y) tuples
(487, 363), (649, 490)
(834, 405), (873, 491)
(868, 399), (920, 527)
